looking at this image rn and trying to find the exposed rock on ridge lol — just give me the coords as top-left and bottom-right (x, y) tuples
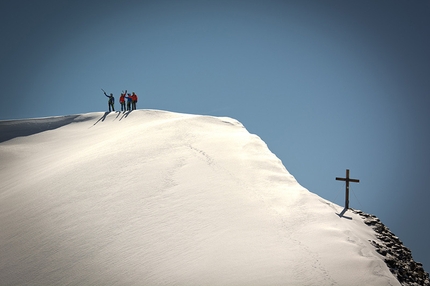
(353, 209), (429, 286)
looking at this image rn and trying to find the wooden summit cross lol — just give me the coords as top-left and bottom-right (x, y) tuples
(336, 169), (359, 209)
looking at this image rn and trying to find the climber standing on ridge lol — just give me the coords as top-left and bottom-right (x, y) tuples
(131, 92), (138, 110)
(102, 89), (115, 112)
(125, 93), (133, 111)
(120, 90), (127, 112)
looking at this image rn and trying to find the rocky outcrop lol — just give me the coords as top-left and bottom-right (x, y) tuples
(352, 209), (429, 286)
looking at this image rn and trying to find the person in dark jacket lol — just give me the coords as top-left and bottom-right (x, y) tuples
(104, 91), (115, 112)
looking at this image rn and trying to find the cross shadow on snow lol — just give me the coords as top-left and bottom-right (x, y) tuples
(337, 207), (353, 220)
(0, 115), (86, 143)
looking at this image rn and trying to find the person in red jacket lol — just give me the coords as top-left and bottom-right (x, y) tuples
(131, 92), (138, 110)
(119, 90), (127, 112)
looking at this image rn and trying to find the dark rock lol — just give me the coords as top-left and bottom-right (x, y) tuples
(351, 208), (430, 286)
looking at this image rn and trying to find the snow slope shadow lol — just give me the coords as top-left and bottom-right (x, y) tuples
(93, 112), (110, 125)
(119, 110), (132, 121)
(91, 111), (133, 126)
(0, 115), (89, 143)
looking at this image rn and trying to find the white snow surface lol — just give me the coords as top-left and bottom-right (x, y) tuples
(0, 110), (399, 285)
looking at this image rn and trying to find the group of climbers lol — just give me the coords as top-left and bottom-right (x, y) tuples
(119, 90), (138, 111)
(102, 89), (138, 112)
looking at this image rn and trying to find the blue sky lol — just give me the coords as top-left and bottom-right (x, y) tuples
(1, 0), (430, 270)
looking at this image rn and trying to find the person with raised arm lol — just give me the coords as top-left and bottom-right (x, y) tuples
(102, 89), (115, 112)
(120, 90), (127, 112)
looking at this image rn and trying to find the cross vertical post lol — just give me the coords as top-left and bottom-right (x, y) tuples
(336, 169), (360, 209)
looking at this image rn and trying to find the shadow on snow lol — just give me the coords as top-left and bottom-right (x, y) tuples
(0, 115), (89, 143)
(92, 111), (132, 126)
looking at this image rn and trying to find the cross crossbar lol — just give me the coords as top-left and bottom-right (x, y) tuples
(336, 169), (359, 209)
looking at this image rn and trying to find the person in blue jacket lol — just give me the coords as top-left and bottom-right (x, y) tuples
(125, 93), (133, 111)
(103, 91), (115, 112)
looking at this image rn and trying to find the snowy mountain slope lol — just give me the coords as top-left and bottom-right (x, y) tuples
(0, 110), (400, 285)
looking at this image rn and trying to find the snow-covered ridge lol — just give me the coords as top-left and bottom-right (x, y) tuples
(0, 110), (406, 285)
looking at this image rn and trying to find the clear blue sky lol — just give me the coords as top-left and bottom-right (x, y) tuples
(1, 0), (430, 270)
